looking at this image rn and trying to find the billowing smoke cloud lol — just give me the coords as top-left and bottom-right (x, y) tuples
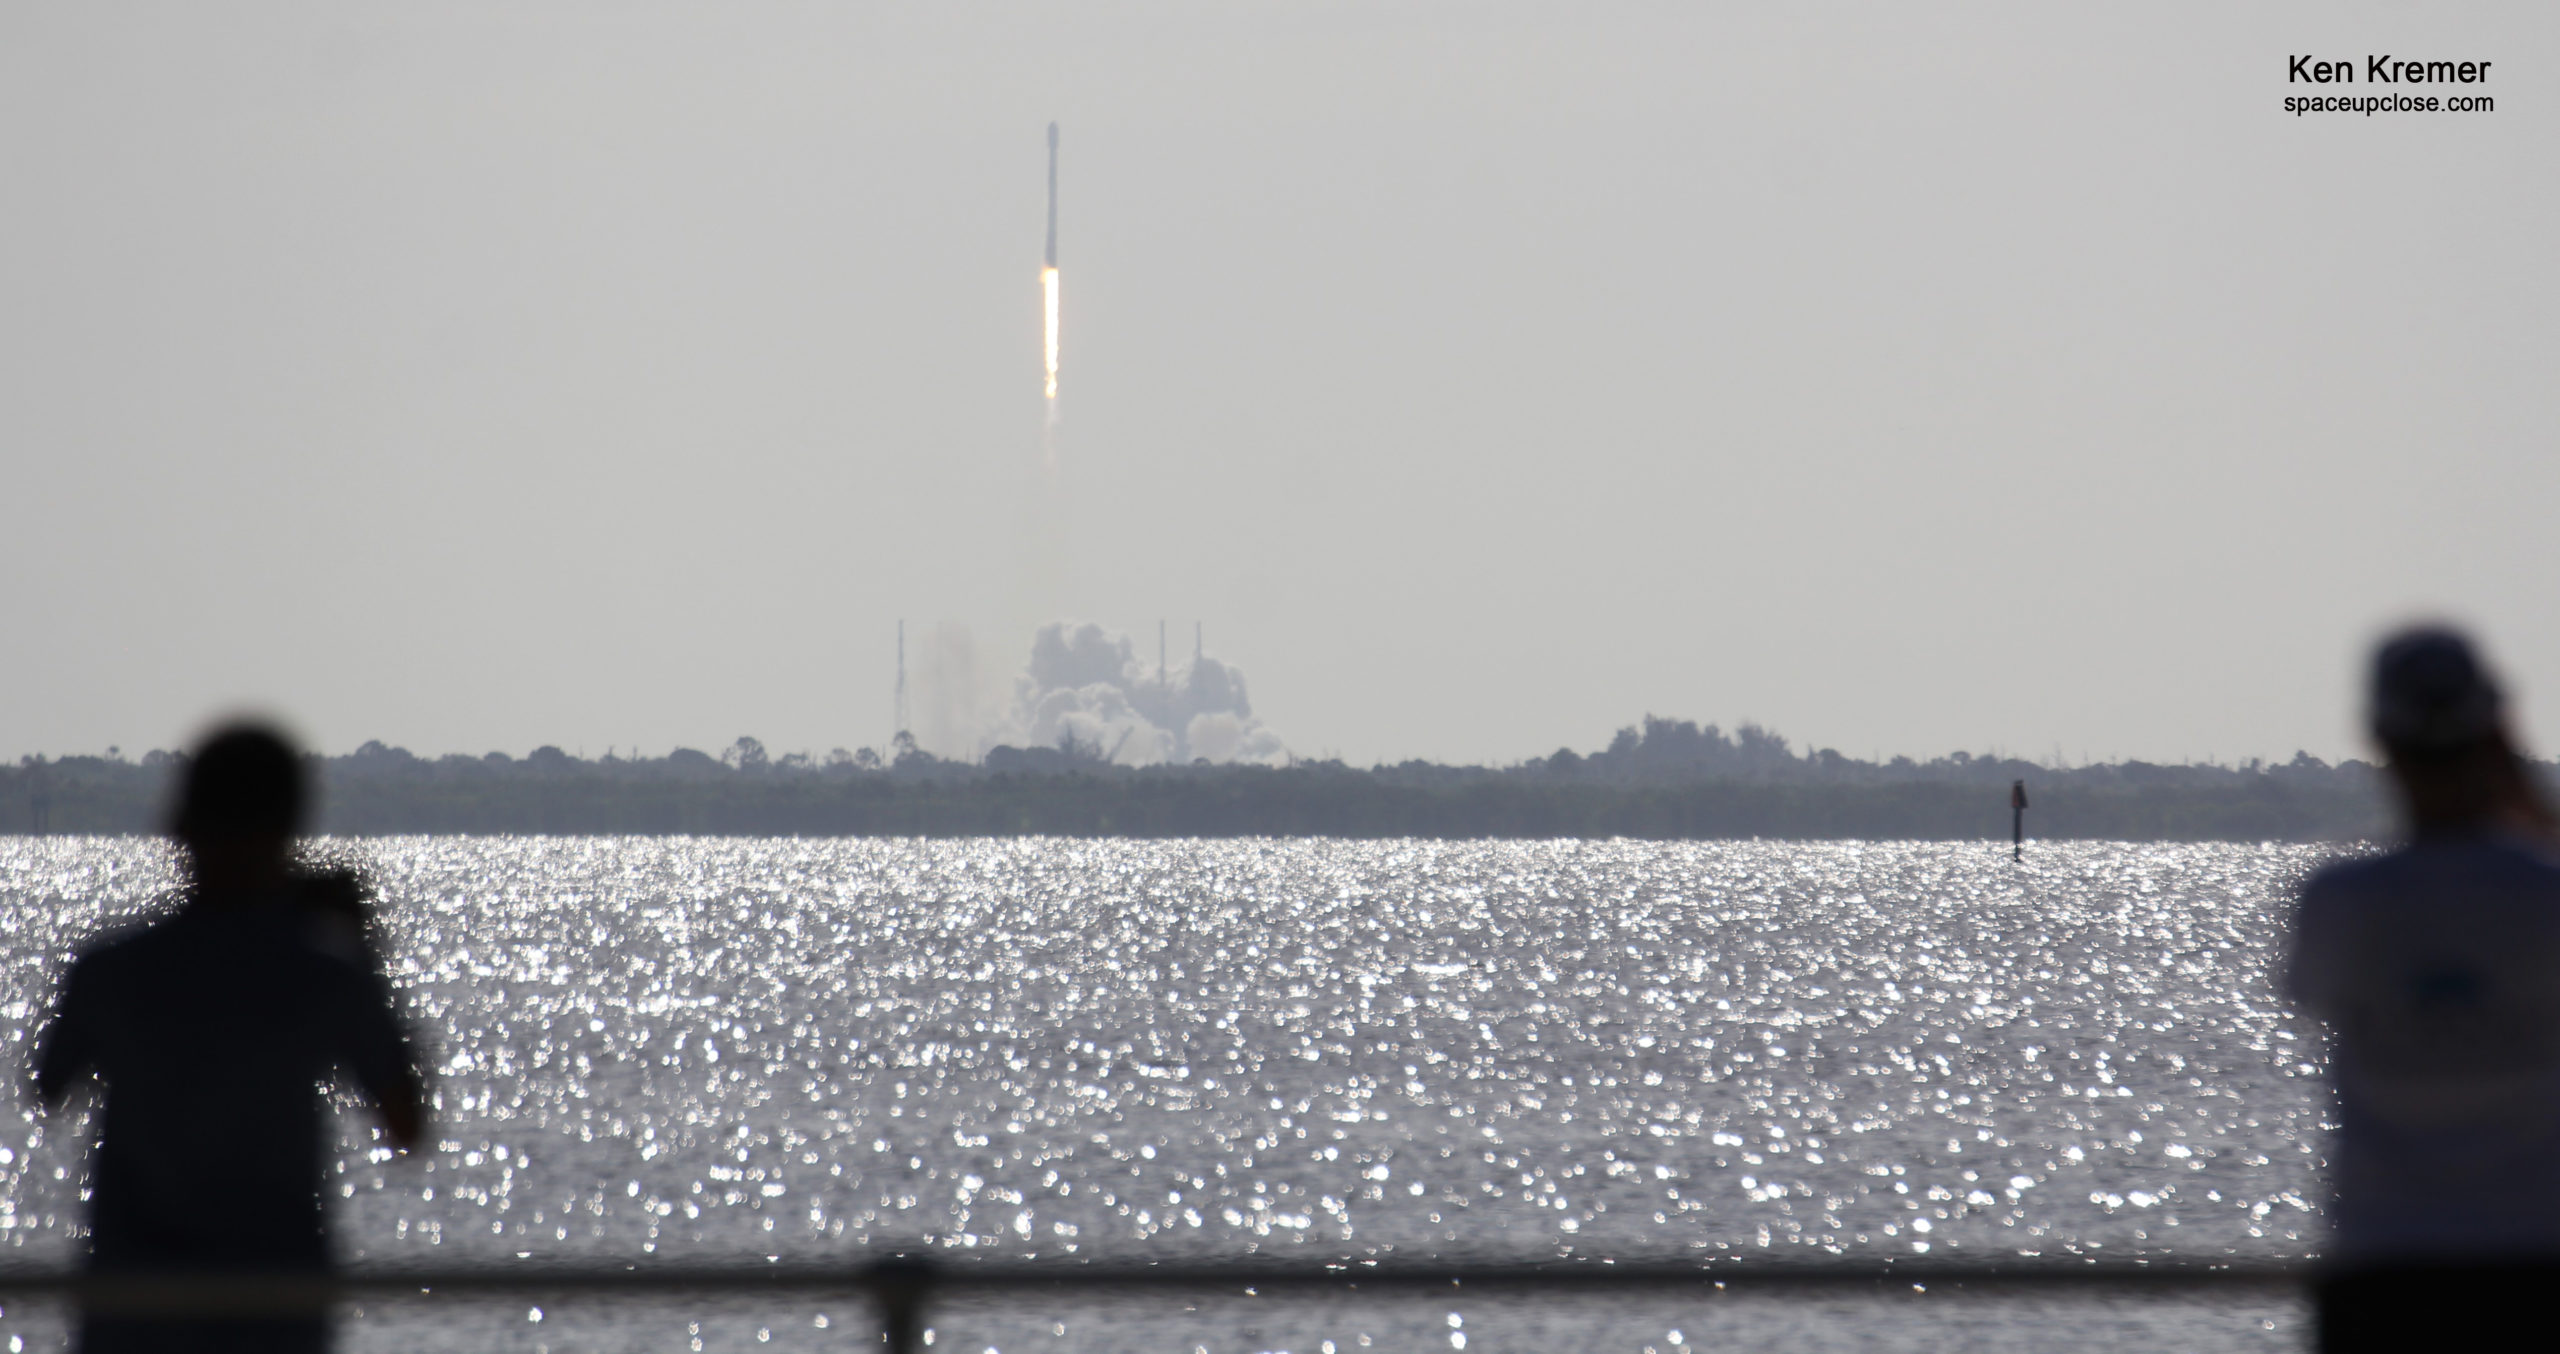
(989, 622), (1286, 766)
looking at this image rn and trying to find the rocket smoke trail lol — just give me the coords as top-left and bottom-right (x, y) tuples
(1041, 122), (1060, 456)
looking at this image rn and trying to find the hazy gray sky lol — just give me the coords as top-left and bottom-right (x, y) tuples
(5, 3), (2554, 767)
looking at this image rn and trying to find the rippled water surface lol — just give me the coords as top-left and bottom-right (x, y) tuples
(0, 839), (2335, 1350)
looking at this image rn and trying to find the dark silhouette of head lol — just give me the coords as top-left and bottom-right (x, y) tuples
(2371, 627), (2503, 762)
(2368, 626), (2547, 835)
(171, 723), (306, 892)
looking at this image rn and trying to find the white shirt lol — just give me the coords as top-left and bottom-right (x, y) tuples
(2289, 834), (2560, 1263)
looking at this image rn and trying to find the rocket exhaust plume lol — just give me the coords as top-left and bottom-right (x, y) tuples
(1041, 122), (1060, 456)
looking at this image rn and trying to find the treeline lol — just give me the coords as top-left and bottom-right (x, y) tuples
(0, 717), (2398, 841)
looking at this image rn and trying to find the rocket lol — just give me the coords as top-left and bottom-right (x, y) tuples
(1040, 122), (1062, 415)
(1044, 121), (1059, 268)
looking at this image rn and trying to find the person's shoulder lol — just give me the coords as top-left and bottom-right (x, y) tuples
(2461, 833), (2560, 888)
(2300, 848), (2401, 903)
(58, 904), (195, 989)
(2304, 836), (2560, 900)
(71, 902), (192, 960)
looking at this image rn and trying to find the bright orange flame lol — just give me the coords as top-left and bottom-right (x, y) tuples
(1041, 266), (1060, 401)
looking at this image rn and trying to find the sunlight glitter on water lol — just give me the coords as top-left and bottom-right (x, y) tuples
(0, 838), (2330, 1350)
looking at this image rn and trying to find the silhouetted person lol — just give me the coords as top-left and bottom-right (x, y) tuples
(2287, 628), (2560, 1353)
(35, 724), (425, 1354)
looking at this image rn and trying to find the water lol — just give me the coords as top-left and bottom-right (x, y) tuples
(0, 838), (2331, 1350)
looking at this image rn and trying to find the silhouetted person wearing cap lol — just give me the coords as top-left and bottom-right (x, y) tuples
(35, 725), (425, 1354)
(2287, 628), (2560, 1353)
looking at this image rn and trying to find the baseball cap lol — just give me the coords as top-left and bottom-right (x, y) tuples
(2369, 626), (2503, 755)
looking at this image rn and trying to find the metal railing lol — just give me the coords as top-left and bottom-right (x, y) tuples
(0, 1255), (2309, 1352)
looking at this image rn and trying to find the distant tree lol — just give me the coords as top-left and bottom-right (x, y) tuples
(723, 737), (769, 771)
(0, 710), (2415, 840)
(778, 752), (813, 771)
(1733, 722), (1789, 764)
